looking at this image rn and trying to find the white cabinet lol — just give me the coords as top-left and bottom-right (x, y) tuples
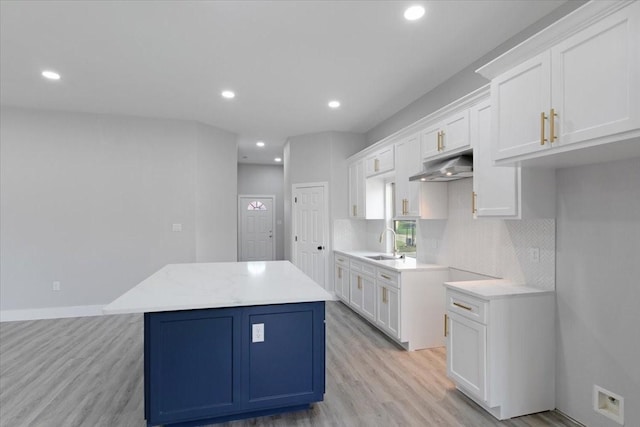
(447, 311), (487, 401)
(395, 134), (449, 219)
(348, 159), (365, 218)
(444, 284), (555, 420)
(421, 110), (470, 161)
(471, 99), (556, 219)
(333, 251), (449, 351)
(484, 1), (640, 165)
(365, 146), (394, 177)
(349, 260), (376, 322)
(394, 134), (421, 217)
(334, 255), (350, 303)
(375, 268), (400, 340)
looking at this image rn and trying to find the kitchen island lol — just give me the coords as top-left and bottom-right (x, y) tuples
(103, 261), (332, 427)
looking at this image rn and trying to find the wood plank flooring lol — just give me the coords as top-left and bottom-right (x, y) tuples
(0, 301), (581, 427)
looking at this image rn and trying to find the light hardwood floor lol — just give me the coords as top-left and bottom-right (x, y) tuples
(0, 301), (581, 427)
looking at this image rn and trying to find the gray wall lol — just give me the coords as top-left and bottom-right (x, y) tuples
(555, 157), (640, 426)
(365, 0), (586, 145)
(237, 164), (284, 260)
(283, 131), (365, 261)
(0, 107), (237, 311)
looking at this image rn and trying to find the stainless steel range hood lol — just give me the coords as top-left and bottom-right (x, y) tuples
(409, 155), (473, 182)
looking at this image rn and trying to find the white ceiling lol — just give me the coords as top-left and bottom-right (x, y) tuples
(0, 1), (566, 164)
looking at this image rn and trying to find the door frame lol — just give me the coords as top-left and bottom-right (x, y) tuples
(238, 194), (277, 262)
(291, 182), (330, 290)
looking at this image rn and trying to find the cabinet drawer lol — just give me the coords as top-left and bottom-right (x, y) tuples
(446, 290), (487, 324)
(377, 268), (399, 287)
(350, 260), (376, 277)
(335, 254), (349, 268)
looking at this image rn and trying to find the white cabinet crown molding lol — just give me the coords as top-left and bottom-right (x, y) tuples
(348, 85), (489, 162)
(476, 0), (633, 79)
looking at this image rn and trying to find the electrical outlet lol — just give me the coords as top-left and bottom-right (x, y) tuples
(529, 247), (540, 263)
(252, 323), (264, 343)
(52, 281), (61, 291)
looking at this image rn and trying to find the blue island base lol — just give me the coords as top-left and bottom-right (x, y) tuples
(154, 404), (313, 427)
(144, 302), (326, 427)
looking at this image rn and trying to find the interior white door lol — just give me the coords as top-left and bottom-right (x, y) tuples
(239, 196), (274, 261)
(293, 184), (327, 288)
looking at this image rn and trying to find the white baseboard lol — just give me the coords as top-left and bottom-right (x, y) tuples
(0, 304), (105, 322)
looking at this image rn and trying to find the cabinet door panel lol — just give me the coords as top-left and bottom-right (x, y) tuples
(421, 124), (442, 160)
(350, 272), (363, 311)
(361, 275), (376, 321)
(387, 286), (400, 339)
(376, 284), (389, 329)
(552, 3), (640, 146)
(442, 110), (470, 152)
(146, 309), (242, 425)
(492, 52), (551, 160)
(447, 312), (487, 402)
(472, 101), (519, 217)
(395, 135), (421, 218)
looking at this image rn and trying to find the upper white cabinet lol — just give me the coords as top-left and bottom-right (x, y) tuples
(394, 134), (421, 217)
(471, 100), (555, 219)
(480, 1), (640, 166)
(421, 110), (470, 161)
(348, 159), (365, 219)
(365, 146), (394, 177)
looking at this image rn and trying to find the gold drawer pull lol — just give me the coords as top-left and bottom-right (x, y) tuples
(357, 276), (362, 289)
(374, 158), (380, 172)
(382, 287), (387, 304)
(444, 314), (448, 337)
(453, 302), (472, 311)
(380, 274), (391, 280)
(472, 191), (477, 214)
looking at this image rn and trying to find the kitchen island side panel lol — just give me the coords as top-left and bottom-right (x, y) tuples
(144, 302), (325, 427)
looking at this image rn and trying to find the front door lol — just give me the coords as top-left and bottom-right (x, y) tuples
(293, 183), (328, 289)
(239, 196), (275, 262)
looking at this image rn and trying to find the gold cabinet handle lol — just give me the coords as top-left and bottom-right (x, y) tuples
(402, 198), (408, 215)
(374, 158), (380, 172)
(337, 258), (344, 262)
(380, 273), (391, 280)
(338, 267), (342, 279)
(550, 108), (557, 143)
(440, 130), (445, 150)
(472, 191), (477, 214)
(357, 276), (362, 290)
(437, 131), (442, 151)
(453, 302), (472, 311)
(444, 314), (448, 337)
(352, 205), (357, 217)
(540, 112), (548, 145)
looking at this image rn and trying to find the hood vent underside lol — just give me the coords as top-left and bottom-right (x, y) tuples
(409, 155), (473, 182)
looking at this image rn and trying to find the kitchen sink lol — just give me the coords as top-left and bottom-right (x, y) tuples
(365, 255), (401, 261)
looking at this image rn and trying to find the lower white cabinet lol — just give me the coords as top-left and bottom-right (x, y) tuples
(334, 251), (449, 351)
(334, 255), (349, 303)
(444, 282), (555, 420)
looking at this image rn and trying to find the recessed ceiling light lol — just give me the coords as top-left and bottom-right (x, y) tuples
(221, 90), (235, 99)
(274, 157), (282, 162)
(256, 141), (265, 147)
(328, 100), (341, 109)
(404, 5), (425, 21)
(41, 70), (61, 80)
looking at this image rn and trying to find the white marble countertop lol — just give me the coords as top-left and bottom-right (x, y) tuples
(103, 261), (333, 315)
(444, 279), (554, 300)
(334, 250), (448, 272)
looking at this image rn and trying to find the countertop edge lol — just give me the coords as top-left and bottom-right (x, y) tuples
(334, 250), (448, 272)
(444, 279), (555, 300)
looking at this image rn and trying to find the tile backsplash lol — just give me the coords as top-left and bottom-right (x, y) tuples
(419, 178), (555, 290)
(334, 178), (556, 290)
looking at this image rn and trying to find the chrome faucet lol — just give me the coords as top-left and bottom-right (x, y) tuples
(379, 227), (398, 258)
